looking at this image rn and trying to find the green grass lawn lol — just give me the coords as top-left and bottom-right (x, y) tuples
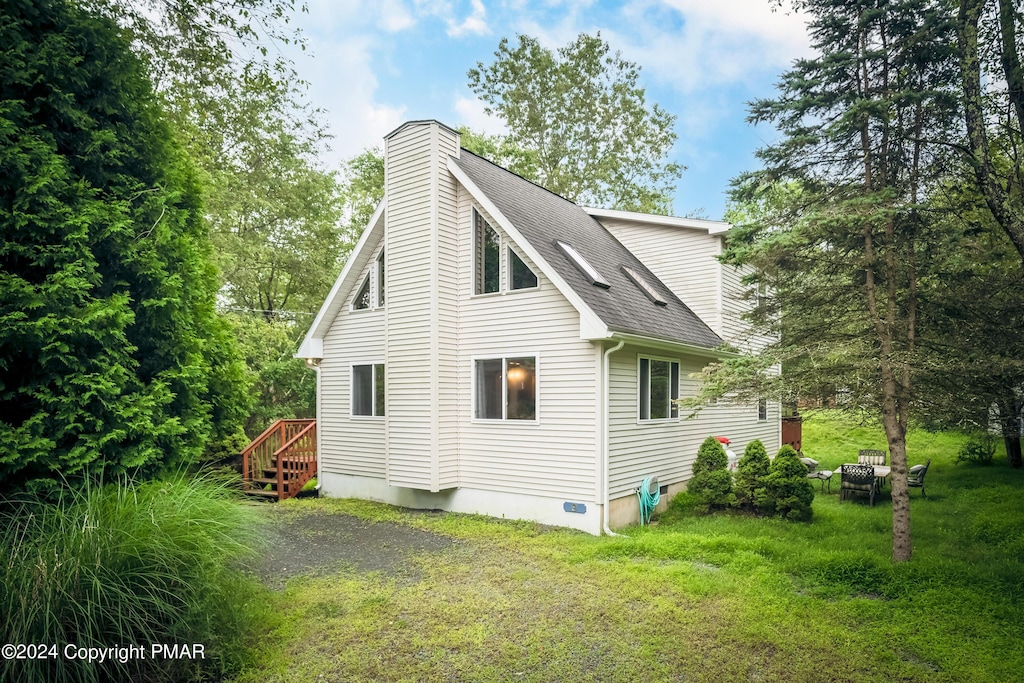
(234, 412), (1024, 682)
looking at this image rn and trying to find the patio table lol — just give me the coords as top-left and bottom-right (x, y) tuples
(843, 464), (891, 491)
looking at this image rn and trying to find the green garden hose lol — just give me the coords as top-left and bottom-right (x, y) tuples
(636, 476), (660, 525)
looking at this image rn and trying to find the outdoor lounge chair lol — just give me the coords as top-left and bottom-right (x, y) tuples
(908, 460), (931, 497)
(800, 457), (833, 492)
(840, 463), (877, 506)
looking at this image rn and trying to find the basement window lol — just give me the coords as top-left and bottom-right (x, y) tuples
(556, 240), (610, 288)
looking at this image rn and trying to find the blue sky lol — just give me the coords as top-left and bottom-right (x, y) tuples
(284, 0), (813, 220)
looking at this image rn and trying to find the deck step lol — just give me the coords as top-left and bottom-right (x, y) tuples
(242, 489), (279, 498)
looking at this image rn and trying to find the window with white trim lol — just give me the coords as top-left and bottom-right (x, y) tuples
(352, 363), (385, 417)
(475, 212), (500, 294)
(376, 249), (385, 307)
(758, 398), (767, 421)
(509, 247), (538, 290)
(475, 356), (536, 420)
(474, 209), (537, 295)
(353, 276), (371, 310)
(639, 356), (679, 420)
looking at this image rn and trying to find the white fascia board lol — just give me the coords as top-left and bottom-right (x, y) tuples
(294, 200), (386, 359)
(447, 158), (610, 342)
(584, 207), (732, 235)
(610, 332), (739, 359)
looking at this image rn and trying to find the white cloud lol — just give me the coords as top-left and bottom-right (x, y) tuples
(452, 95), (507, 135)
(377, 0), (417, 32)
(446, 0), (489, 36)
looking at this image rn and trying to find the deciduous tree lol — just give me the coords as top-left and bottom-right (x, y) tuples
(468, 33), (682, 213)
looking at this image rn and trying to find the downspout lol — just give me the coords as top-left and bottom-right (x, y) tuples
(603, 339), (626, 536)
(307, 358), (322, 493)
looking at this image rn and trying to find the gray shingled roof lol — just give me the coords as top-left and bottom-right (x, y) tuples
(451, 151), (723, 350)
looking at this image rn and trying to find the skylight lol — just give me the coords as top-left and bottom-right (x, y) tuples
(621, 266), (667, 306)
(556, 240), (610, 289)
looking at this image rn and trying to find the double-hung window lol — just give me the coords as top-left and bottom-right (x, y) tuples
(639, 356), (679, 421)
(474, 209), (537, 294)
(475, 356), (536, 421)
(758, 398), (768, 421)
(352, 363), (385, 417)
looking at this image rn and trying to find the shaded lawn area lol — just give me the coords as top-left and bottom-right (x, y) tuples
(234, 414), (1024, 682)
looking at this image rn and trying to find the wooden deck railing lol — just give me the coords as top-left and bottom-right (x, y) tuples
(241, 419), (316, 500)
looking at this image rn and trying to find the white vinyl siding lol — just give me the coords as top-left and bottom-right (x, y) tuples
(458, 191), (598, 502)
(597, 217), (722, 334)
(607, 345), (780, 498)
(384, 122), (463, 491)
(319, 241), (386, 478)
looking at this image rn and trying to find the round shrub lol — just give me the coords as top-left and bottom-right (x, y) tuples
(734, 439), (770, 511)
(759, 445), (815, 521)
(687, 436), (734, 509)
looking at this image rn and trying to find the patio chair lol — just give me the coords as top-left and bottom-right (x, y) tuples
(908, 460), (931, 497)
(858, 449), (888, 488)
(840, 464), (876, 506)
(800, 457), (833, 492)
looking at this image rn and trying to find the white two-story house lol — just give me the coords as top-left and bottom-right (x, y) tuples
(296, 120), (779, 533)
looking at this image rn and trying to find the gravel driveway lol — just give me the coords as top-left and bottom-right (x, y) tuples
(246, 505), (455, 588)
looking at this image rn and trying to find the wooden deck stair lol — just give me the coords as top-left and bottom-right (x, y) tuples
(241, 419), (316, 500)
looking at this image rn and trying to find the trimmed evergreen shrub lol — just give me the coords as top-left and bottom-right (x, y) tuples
(759, 445), (815, 521)
(734, 439), (770, 511)
(687, 436), (734, 509)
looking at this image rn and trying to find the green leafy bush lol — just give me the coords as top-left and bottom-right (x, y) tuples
(687, 436), (734, 509)
(759, 445), (815, 521)
(956, 434), (996, 466)
(0, 0), (248, 489)
(0, 474), (266, 683)
(734, 439), (770, 511)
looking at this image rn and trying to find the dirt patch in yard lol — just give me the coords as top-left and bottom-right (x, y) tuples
(246, 505), (455, 589)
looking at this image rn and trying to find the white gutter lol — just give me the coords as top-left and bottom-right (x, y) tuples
(603, 338), (626, 536)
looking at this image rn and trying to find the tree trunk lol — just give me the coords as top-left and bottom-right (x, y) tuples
(882, 414), (912, 562)
(958, 0), (1024, 263)
(998, 395), (1023, 468)
(1005, 436), (1023, 469)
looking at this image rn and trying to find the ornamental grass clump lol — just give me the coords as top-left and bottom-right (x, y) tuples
(687, 436), (734, 509)
(734, 439), (770, 512)
(0, 473), (266, 683)
(759, 445), (815, 521)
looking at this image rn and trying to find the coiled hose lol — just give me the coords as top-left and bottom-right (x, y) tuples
(636, 476), (660, 526)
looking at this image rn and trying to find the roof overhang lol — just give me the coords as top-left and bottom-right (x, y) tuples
(606, 331), (739, 360)
(584, 207), (731, 235)
(295, 200), (386, 359)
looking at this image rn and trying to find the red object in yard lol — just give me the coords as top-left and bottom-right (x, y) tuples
(716, 436), (730, 445)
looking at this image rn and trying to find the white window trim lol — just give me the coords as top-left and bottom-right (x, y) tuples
(637, 354), (680, 424)
(757, 398), (768, 422)
(470, 352), (540, 424)
(507, 245), (540, 293)
(471, 207), (539, 298)
(349, 361), (385, 419)
(350, 248), (386, 312)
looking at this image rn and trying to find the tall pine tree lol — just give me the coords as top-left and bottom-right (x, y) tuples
(724, 0), (959, 561)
